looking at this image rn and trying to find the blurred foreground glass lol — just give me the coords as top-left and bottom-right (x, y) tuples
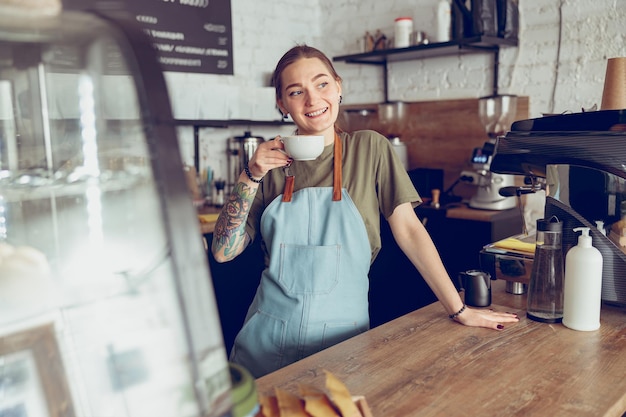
(0, 9), (231, 417)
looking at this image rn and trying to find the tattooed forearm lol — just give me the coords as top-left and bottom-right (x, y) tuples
(211, 181), (257, 259)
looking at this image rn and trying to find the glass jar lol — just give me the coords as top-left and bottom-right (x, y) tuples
(527, 216), (565, 323)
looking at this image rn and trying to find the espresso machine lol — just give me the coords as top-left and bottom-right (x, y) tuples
(489, 110), (626, 306)
(467, 95), (518, 210)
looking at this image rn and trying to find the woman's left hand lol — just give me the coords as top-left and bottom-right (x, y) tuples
(454, 306), (520, 330)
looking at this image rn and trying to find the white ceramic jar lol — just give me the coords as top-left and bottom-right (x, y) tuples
(394, 17), (413, 48)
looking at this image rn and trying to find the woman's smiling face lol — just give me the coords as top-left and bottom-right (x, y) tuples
(277, 57), (342, 138)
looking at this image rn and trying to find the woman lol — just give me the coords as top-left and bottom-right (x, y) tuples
(212, 45), (519, 378)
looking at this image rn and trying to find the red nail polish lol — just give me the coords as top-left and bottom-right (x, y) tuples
(497, 324), (504, 330)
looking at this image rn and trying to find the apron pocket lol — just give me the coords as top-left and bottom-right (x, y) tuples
(321, 322), (365, 350)
(231, 310), (286, 376)
(278, 244), (339, 295)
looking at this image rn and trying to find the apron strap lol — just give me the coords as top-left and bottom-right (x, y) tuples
(332, 132), (342, 201)
(282, 173), (294, 202)
(281, 132), (342, 203)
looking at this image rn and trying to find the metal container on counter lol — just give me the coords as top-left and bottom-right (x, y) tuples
(480, 233), (535, 295)
(389, 136), (408, 170)
(0, 5), (232, 417)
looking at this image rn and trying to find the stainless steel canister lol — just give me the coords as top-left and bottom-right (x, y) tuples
(228, 131), (264, 193)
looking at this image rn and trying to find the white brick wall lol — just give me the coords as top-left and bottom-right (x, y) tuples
(171, 0), (626, 183)
(319, 0), (626, 116)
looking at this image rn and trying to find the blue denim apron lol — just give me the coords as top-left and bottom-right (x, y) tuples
(230, 135), (371, 377)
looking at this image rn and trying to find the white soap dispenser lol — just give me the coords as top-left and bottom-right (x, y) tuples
(562, 227), (603, 331)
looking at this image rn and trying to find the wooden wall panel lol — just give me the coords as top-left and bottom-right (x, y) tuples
(339, 97), (530, 199)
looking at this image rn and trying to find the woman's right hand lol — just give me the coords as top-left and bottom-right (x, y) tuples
(246, 136), (293, 180)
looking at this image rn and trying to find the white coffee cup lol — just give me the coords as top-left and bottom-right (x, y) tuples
(280, 135), (324, 161)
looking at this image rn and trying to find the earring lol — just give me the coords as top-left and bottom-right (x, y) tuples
(339, 95), (343, 104)
(283, 113), (289, 119)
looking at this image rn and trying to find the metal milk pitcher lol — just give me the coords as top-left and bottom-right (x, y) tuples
(527, 216), (565, 323)
(458, 270), (492, 307)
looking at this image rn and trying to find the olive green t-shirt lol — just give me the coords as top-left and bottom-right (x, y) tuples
(246, 130), (421, 262)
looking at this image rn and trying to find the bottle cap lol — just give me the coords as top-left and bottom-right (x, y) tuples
(574, 227), (593, 247)
(537, 215), (562, 232)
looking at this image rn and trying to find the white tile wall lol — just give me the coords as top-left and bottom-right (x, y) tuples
(167, 0), (626, 181)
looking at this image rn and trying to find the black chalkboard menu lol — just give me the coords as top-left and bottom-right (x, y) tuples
(62, 0), (234, 75)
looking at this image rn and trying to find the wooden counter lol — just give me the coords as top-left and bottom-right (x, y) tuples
(198, 195), (521, 236)
(255, 280), (626, 417)
(445, 203), (521, 222)
(198, 205), (222, 234)
(200, 204), (521, 245)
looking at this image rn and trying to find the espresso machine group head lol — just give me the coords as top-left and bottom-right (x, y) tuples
(467, 141), (517, 210)
(490, 110), (626, 306)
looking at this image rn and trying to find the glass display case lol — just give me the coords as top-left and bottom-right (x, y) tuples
(0, 5), (232, 417)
